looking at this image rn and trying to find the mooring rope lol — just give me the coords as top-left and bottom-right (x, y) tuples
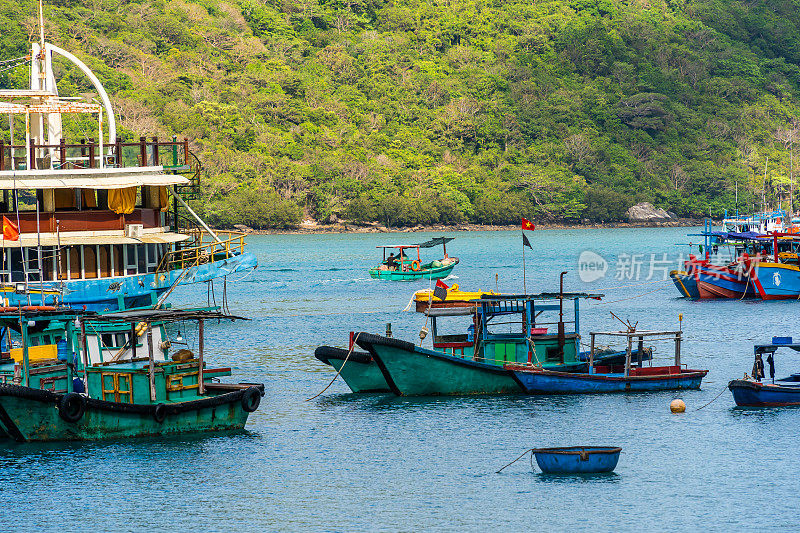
(694, 384), (728, 411)
(496, 448), (534, 473)
(306, 332), (361, 401)
(591, 285), (668, 306)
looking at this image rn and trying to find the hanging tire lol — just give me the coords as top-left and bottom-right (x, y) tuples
(58, 393), (86, 423)
(153, 403), (167, 424)
(240, 387), (261, 412)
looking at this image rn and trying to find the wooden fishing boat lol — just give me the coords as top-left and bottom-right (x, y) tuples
(729, 337), (800, 406)
(369, 237), (458, 281)
(531, 447), (621, 474)
(313, 345), (389, 393)
(356, 283), (655, 396)
(509, 329), (707, 394)
(313, 284), (500, 394)
(0, 308), (263, 442)
(670, 268), (700, 298)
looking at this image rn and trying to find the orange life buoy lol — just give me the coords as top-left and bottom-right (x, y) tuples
(411, 260), (421, 271)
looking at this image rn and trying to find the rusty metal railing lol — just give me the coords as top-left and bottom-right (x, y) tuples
(157, 229), (248, 273)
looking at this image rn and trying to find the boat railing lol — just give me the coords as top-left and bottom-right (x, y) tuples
(0, 136), (191, 171)
(159, 229), (248, 272)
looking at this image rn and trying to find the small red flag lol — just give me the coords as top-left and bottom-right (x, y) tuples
(521, 218), (535, 231)
(434, 279), (449, 301)
(2, 216), (18, 241)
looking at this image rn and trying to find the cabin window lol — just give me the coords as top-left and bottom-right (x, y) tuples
(22, 248), (40, 282)
(42, 246), (56, 281)
(124, 244), (137, 275)
(100, 333), (130, 349)
(545, 346), (563, 363)
(83, 245), (98, 279)
(9, 248), (23, 281)
(112, 245), (123, 276)
(98, 245), (111, 278)
(69, 246), (81, 279)
(145, 243), (159, 272)
(137, 244), (146, 273)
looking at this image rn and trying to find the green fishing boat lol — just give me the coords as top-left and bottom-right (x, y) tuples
(369, 237), (459, 281)
(0, 308), (263, 442)
(356, 285), (613, 396)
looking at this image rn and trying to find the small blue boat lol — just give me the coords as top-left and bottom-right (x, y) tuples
(729, 337), (800, 406)
(531, 446), (621, 474)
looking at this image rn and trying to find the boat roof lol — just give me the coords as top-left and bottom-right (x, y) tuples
(755, 337), (800, 353)
(478, 293), (604, 301)
(0, 166), (189, 190)
(0, 230), (190, 248)
(376, 236), (454, 249)
(85, 309), (248, 324)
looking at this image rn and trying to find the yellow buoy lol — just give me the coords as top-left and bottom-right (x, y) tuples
(670, 399), (686, 413)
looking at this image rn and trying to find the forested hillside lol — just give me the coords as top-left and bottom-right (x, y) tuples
(2, 0), (800, 227)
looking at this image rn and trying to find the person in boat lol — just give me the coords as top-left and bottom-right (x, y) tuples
(385, 253), (399, 270)
(752, 353), (765, 382)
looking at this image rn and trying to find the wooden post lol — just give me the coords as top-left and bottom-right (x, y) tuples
(80, 138), (86, 168)
(589, 332), (595, 373)
(0, 140), (4, 171)
(152, 136), (159, 166)
(624, 334), (632, 378)
(675, 332), (682, 367)
(147, 323), (156, 401)
(87, 139), (95, 169)
(637, 336), (644, 367)
(29, 136), (36, 169)
(198, 318), (204, 395)
(139, 136), (147, 166)
(115, 136), (122, 167)
(59, 138), (66, 169)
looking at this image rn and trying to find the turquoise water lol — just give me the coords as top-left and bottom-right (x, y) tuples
(3, 228), (800, 531)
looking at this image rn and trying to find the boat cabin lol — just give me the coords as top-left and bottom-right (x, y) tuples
(423, 292), (602, 368)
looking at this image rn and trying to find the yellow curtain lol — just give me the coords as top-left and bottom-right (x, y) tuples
(159, 186), (169, 212)
(108, 187), (137, 214)
(82, 189), (97, 208)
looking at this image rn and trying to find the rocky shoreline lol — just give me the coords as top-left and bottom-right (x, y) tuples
(231, 218), (709, 235)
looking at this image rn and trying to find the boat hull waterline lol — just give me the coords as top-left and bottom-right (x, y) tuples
(0, 383), (264, 442)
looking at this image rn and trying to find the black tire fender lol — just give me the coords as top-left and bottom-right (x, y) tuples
(58, 393), (86, 423)
(153, 403), (167, 423)
(241, 386), (261, 413)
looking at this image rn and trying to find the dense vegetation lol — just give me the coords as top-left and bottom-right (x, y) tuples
(3, 0), (800, 227)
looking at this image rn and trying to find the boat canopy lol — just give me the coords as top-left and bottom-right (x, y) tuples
(417, 237), (453, 248)
(376, 237), (454, 249)
(0, 166), (189, 190)
(755, 337), (800, 354)
(88, 308), (247, 324)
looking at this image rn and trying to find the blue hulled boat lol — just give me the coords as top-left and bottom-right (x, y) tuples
(729, 337), (800, 406)
(509, 328), (707, 394)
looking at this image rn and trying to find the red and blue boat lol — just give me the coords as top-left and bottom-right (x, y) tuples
(729, 337), (800, 406)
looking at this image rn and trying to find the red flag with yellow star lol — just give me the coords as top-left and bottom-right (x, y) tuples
(521, 218), (535, 231)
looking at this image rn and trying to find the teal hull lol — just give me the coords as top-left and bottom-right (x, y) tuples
(357, 333), (523, 396)
(369, 263), (456, 281)
(314, 345), (389, 393)
(0, 384), (261, 442)
(328, 359), (390, 393)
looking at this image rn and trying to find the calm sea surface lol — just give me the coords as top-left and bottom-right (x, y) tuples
(3, 228), (799, 531)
